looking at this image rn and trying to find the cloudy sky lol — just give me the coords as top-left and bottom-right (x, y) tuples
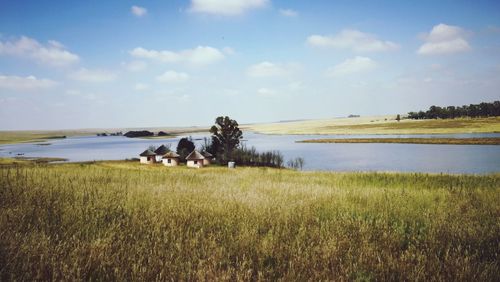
(1, 0), (500, 130)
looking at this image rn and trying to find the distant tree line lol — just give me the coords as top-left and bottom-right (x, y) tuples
(408, 101), (500, 119)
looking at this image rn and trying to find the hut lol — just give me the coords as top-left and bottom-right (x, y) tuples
(154, 145), (170, 162)
(139, 149), (156, 164)
(201, 151), (214, 165)
(186, 150), (205, 168)
(162, 151), (180, 167)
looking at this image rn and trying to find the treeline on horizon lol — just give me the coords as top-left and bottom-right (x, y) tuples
(407, 101), (500, 119)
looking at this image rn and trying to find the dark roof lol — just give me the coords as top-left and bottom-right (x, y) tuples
(201, 151), (213, 158)
(186, 150), (205, 160)
(154, 145), (169, 155)
(140, 149), (156, 156)
(163, 151), (180, 158)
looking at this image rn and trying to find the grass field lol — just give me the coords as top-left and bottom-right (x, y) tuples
(298, 137), (500, 145)
(0, 161), (499, 280)
(245, 116), (500, 135)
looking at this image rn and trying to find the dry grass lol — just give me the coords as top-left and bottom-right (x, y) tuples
(0, 161), (499, 280)
(298, 137), (500, 145)
(245, 116), (500, 135)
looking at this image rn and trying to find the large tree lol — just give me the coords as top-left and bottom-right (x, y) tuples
(176, 137), (195, 161)
(210, 116), (243, 162)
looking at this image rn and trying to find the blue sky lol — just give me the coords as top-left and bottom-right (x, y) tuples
(1, 0), (500, 130)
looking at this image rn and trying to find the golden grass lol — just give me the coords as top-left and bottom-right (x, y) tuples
(298, 137), (500, 145)
(0, 161), (499, 280)
(244, 116), (500, 135)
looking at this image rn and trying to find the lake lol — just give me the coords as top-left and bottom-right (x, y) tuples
(0, 132), (499, 174)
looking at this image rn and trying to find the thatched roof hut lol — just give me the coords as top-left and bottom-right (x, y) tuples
(162, 151), (180, 167)
(201, 151), (214, 165)
(154, 145), (169, 156)
(140, 149), (156, 156)
(139, 149), (156, 164)
(186, 150), (205, 168)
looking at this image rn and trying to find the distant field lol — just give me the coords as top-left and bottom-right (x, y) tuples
(0, 161), (498, 280)
(0, 127), (208, 145)
(298, 137), (500, 145)
(244, 116), (500, 135)
(0, 131), (74, 145)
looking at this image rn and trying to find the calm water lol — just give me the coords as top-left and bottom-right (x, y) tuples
(0, 132), (499, 174)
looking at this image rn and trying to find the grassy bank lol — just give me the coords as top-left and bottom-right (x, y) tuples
(245, 116), (500, 135)
(298, 137), (500, 145)
(0, 131), (70, 145)
(0, 161), (499, 280)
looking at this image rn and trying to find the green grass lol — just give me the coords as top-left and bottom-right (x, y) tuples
(298, 137), (500, 145)
(1, 161), (499, 280)
(246, 116), (500, 135)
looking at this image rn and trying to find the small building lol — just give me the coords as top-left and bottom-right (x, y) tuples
(154, 145), (170, 162)
(139, 149), (156, 164)
(186, 150), (205, 168)
(201, 151), (214, 166)
(162, 151), (180, 167)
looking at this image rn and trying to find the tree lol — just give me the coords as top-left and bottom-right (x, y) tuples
(176, 137), (195, 161)
(210, 116), (243, 162)
(396, 114), (401, 122)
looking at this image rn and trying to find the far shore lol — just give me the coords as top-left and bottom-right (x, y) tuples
(244, 116), (500, 135)
(0, 127), (209, 145)
(298, 137), (500, 145)
(1, 116), (499, 145)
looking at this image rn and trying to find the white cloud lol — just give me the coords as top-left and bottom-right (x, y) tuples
(134, 83), (149, 91)
(417, 23), (471, 55)
(0, 36), (79, 67)
(189, 0), (268, 16)
(156, 71), (190, 83)
(279, 9), (298, 17)
(0, 75), (58, 91)
(247, 61), (299, 77)
(69, 68), (117, 82)
(222, 46), (235, 55)
(123, 60), (147, 72)
(130, 46), (225, 66)
(257, 88), (277, 97)
(326, 56), (377, 77)
(131, 5), (147, 17)
(307, 29), (399, 52)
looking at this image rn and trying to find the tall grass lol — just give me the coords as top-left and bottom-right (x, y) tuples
(0, 161), (499, 280)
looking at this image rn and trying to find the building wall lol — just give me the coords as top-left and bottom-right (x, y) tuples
(187, 159), (203, 168)
(140, 156), (154, 164)
(155, 155), (163, 162)
(162, 158), (179, 167)
(202, 158), (211, 166)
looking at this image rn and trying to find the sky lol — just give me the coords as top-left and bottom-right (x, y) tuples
(1, 0), (500, 130)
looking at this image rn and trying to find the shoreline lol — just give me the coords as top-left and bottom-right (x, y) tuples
(1, 158), (498, 175)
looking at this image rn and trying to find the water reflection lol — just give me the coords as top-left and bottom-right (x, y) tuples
(0, 132), (499, 174)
